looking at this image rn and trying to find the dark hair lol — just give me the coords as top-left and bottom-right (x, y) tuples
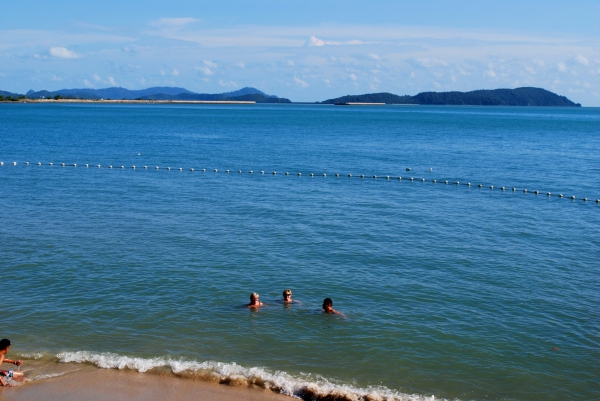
(0, 339), (11, 350)
(322, 298), (333, 308)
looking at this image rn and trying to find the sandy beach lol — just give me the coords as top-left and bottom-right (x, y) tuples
(2, 360), (293, 401)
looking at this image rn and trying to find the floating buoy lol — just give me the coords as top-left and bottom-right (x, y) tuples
(547, 192), (551, 196)
(61, 163), (65, 167)
(132, 165), (137, 169)
(261, 171), (264, 174)
(190, 168), (194, 171)
(50, 162), (53, 166)
(501, 187), (506, 191)
(348, 174), (352, 177)
(421, 178), (425, 182)
(155, 166), (159, 169)
(455, 181), (460, 185)
(478, 184), (482, 188)
(13, 162), (18, 166)
(202, 169), (206, 172)
(411, 177), (414, 181)
(512, 188), (516, 191)
(144, 166), (147, 169)
(109, 165), (113, 169)
(26, 162), (29, 165)
(336, 173), (340, 177)
(373, 175), (377, 179)
(534, 190), (539, 194)
(178, 168), (182, 171)
(214, 169), (218, 172)
(272, 171), (276, 175)
(310, 173), (314, 177)
(226, 170), (230, 173)
(433, 179), (437, 183)
(239, 170), (242, 173)
(360, 174), (365, 178)
(120, 166), (124, 169)
(85, 164), (89, 167)
(249, 170), (253, 174)
(445, 180), (448, 184)
(137, 153), (141, 156)
(0, 162), (3, 166)
(73, 164), (77, 167)
(167, 167), (171, 170)
(583, 198), (588, 201)
(429, 168), (432, 172)
(596, 199), (600, 203)
(490, 186), (494, 189)
(559, 194), (563, 198)
(38, 162), (41, 166)
(406, 168), (411, 171)
(467, 183), (471, 186)
(97, 165), (101, 168)
(298, 172), (302, 176)
(398, 176), (402, 180)
(285, 172), (289, 175)
(323, 173), (326, 177)
(386, 176), (390, 180)
(523, 189), (528, 193)
(570, 196), (576, 200)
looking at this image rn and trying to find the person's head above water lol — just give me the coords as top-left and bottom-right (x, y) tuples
(322, 298), (333, 310)
(283, 289), (292, 301)
(0, 339), (10, 352)
(248, 292), (263, 307)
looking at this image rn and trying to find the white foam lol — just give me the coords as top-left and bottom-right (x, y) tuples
(56, 351), (445, 401)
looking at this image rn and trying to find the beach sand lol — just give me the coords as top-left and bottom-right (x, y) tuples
(2, 360), (293, 401)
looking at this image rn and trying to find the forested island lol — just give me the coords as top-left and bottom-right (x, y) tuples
(321, 87), (581, 106)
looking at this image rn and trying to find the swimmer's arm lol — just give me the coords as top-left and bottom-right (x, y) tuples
(0, 377), (5, 387)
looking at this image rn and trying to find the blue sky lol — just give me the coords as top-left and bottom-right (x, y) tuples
(1, 0), (599, 104)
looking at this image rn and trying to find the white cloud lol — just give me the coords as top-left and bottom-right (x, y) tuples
(51, 75), (62, 81)
(349, 73), (357, 81)
(218, 79), (237, 87)
(305, 36), (362, 47)
(49, 46), (79, 59)
(286, 60), (295, 66)
(575, 55), (589, 66)
(93, 73), (101, 81)
(294, 76), (308, 87)
(107, 76), (117, 85)
(203, 60), (217, 68)
(236, 62), (245, 68)
(83, 79), (94, 87)
(195, 66), (213, 76)
(557, 62), (567, 72)
(150, 18), (198, 27)
(484, 69), (497, 78)
(172, 68), (179, 76)
(139, 77), (146, 85)
(368, 53), (381, 60)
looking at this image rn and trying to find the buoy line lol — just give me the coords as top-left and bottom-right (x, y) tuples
(1, 161), (598, 204)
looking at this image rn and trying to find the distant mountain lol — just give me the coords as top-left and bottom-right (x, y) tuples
(321, 87), (581, 107)
(22, 86), (289, 103)
(0, 90), (22, 98)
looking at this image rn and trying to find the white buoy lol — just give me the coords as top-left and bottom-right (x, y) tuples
(13, 162), (17, 166)
(109, 165), (113, 169)
(523, 189), (528, 193)
(167, 167), (171, 170)
(445, 180), (448, 184)
(120, 166), (124, 169)
(348, 174), (352, 177)
(178, 168), (182, 171)
(433, 179), (437, 183)
(144, 166), (147, 169)
(239, 170), (242, 173)
(73, 163), (77, 167)
(467, 183), (471, 186)
(478, 184), (482, 188)
(386, 176), (390, 180)
(534, 190), (539, 194)
(310, 173), (314, 176)
(261, 171), (264, 174)
(202, 168), (206, 172)
(410, 177), (414, 181)
(336, 173), (340, 177)
(0, 162), (3, 166)
(97, 165), (101, 168)
(226, 170), (230, 173)
(583, 198), (588, 201)
(272, 171), (276, 175)
(422, 178), (425, 182)
(512, 188), (516, 191)
(570, 196), (575, 200)
(155, 166), (159, 169)
(596, 199), (600, 203)
(455, 181), (460, 185)
(50, 162), (53, 166)
(137, 153), (141, 156)
(373, 175), (377, 179)
(547, 192), (551, 196)
(361, 174), (365, 178)
(406, 168), (411, 171)
(285, 172), (289, 175)
(190, 168), (194, 171)
(38, 162), (41, 166)
(398, 176), (402, 180)
(298, 172), (301, 176)
(214, 169), (217, 172)
(85, 164), (89, 167)
(323, 173), (326, 177)
(26, 162), (29, 165)
(132, 166), (136, 169)
(429, 168), (432, 172)
(249, 170), (253, 174)
(490, 186), (494, 189)
(61, 163), (65, 166)
(559, 194), (563, 198)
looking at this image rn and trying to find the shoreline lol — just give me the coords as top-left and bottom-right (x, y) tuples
(1, 99), (256, 104)
(2, 359), (293, 401)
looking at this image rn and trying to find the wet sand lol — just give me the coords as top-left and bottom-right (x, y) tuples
(2, 361), (293, 401)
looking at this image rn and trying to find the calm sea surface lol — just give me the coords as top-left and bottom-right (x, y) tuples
(1, 104), (599, 400)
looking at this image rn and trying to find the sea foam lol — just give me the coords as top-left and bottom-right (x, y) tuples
(56, 351), (441, 401)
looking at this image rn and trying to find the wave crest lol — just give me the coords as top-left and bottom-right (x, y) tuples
(56, 351), (440, 401)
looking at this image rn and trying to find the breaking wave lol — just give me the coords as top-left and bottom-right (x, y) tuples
(56, 351), (443, 401)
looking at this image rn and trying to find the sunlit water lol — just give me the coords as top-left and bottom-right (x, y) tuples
(1, 104), (599, 400)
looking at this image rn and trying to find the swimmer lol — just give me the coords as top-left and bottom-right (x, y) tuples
(247, 292), (264, 308)
(322, 298), (345, 317)
(281, 289), (301, 304)
(0, 339), (24, 387)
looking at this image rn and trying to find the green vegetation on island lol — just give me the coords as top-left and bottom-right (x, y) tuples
(321, 87), (581, 107)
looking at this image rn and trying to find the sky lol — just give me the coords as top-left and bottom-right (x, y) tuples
(1, 0), (599, 104)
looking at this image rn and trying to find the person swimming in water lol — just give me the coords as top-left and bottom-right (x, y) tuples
(247, 292), (264, 308)
(322, 298), (344, 316)
(281, 289), (301, 304)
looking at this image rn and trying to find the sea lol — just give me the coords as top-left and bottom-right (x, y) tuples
(1, 103), (599, 400)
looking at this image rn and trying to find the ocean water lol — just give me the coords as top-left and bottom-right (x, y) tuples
(1, 103), (599, 400)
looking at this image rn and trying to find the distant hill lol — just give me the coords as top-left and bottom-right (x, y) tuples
(321, 87), (581, 107)
(0, 90), (22, 98)
(22, 86), (290, 103)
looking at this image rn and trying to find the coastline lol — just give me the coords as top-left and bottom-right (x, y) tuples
(1, 99), (256, 104)
(3, 360), (292, 401)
